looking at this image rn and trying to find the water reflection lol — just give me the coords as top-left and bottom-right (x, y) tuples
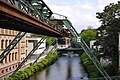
(29, 53), (88, 80)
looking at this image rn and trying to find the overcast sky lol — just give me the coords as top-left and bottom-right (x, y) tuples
(44, 0), (118, 32)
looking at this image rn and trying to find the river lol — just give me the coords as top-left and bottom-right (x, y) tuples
(29, 53), (88, 80)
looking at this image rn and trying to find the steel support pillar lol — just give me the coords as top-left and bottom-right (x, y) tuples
(0, 32), (26, 63)
(62, 19), (112, 80)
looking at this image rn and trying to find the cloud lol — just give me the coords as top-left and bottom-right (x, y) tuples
(98, 0), (118, 11)
(44, 0), (118, 32)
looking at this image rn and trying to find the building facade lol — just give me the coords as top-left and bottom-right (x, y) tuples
(0, 28), (28, 77)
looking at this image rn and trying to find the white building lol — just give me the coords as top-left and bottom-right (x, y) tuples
(90, 40), (96, 49)
(28, 37), (46, 63)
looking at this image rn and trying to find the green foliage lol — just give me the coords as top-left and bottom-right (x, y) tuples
(104, 64), (116, 76)
(46, 37), (52, 46)
(6, 52), (58, 80)
(81, 53), (101, 78)
(46, 37), (56, 47)
(80, 28), (97, 46)
(31, 33), (43, 37)
(96, 1), (120, 75)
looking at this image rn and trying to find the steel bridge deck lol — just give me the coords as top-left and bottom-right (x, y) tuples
(0, 0), (67, 37)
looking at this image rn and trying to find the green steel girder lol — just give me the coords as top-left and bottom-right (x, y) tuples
(62, 19), (112, 80)
(0, 32), (26, 63)
(20, 0), (53, 21)
(6, 0), (52, 23)
(62, 20), (77, 41)
(11, 36), (47, 76)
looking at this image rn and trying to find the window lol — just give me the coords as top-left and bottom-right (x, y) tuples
(9, 40), (11, 44)
(15, 52), (17, 60)
(1, 70), (4, 73)
(21, 58), (22, 61)
(16, 65), (17, 67)
(5, 57), (7, 63)
(26, 50), (27, 55)
(9, 53), (11, 62)
(5, 40), (8, 48)
(13, 66), (14, 69)
(6, 69), (8, 72)
(9, 67), (11, 70)
(12, 52), (14, 61)
(1, 40), (4, 49)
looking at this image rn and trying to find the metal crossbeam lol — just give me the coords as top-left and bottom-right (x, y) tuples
(19, 0), (52, 23)
(0, 32), (26, 63)
(11, 36), (47, 76)
(5, 0), (52, 25)
(62, 19), (112, 80)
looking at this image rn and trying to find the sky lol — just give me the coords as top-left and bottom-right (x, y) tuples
(44, 0), (118, 32)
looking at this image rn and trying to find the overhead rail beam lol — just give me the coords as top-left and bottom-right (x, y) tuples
(0, 0), (68, 37)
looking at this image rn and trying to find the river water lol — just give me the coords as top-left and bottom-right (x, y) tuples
(29, 53), (88, 80)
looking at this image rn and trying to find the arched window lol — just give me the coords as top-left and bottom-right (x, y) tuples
(9, 53), (11, 62)
(15, 52), (17, 60)
(13, 66), (14, 69)
(12, 52), (14, 61)
(5, 57), (7, 63)
(5, 40), (8, 48)
(6, 69), (8, 72)
(9, 40), (11, 44)
(1, 40), (4, 50)
(9, 67), (11, 70)
(1, 70), (4, 73)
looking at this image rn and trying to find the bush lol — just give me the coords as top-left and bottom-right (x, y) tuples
(81, 53), (101, 78)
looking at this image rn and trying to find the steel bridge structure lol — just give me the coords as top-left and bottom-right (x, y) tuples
(0, 0), (113, 80)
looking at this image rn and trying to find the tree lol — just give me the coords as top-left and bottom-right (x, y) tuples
(80, 28), (97, 46)
(96, 1), (120, 75)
